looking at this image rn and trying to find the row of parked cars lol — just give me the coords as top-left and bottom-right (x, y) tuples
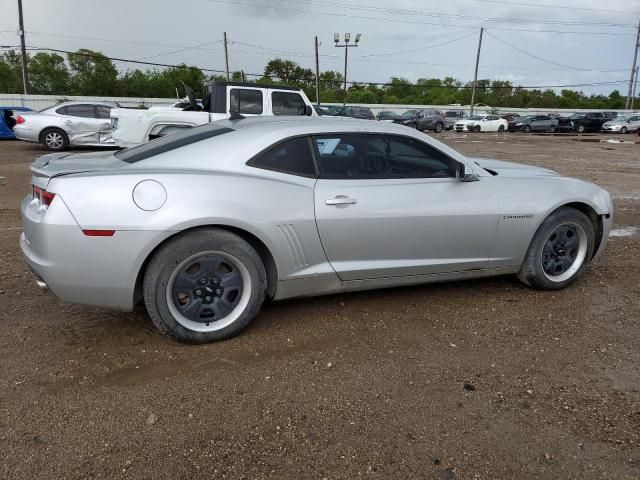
(2, 81), (639, 151)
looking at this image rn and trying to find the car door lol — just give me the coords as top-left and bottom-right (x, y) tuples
(486, 115), (501, 131)
(533, 116), (547, 132)
(269, 90), (307, 116)
(59, 104), (105, 144)
(629, 115), (640, 131)
(95, 105), (115, 144)
(313, 133), (499, 280)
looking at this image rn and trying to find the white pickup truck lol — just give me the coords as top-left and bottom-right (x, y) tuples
(110, 82), (316, 148)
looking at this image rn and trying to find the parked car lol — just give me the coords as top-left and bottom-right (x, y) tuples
(21, 116), (612, 343)
(444, 110), (466, 130)
(110, 82), (316, 147)
(0, 106), (31, 139)
(320, 105), (342, 116)
(12, 102), (117, 151)
(509, 115), (559, 133)
(454, 114), (508, 133)
(601, 114), (640, 133)
(501, 113), (520, 124)
(556, 112), (609, 133)
(394, 109), (445, 132)
(334, 105), (375, 120)
(376, 110), (400, 122)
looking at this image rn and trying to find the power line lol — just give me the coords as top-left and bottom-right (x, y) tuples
(15, 46), (631, 91)
(276, 0), (636, 27)
(208, 0), (636, 36)
(359, 31), (478, 57)
(484, 30), (627, 72)
(465, 0), (636, 15)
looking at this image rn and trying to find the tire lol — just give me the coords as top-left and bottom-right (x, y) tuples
(411, 122), (418, 129)
(473, 125), (481, 133)
(523, 125), (531, 133)
(434, 122), (443, 133)
(40, 128), (69, 151)
(620, 126), (627, 134)
(576, 124), (585, 133)
(498, 125), (505, 133)
(143, 228), (267, 343)
(517, 207), (595, 290)
(549, 124), (556, 133)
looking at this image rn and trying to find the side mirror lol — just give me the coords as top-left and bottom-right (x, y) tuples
(305, 105), (313, 116)
(457, 163), (480, 182)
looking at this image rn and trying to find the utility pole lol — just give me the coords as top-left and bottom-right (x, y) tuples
(469, 27), (484, 116)
(626, 20), (640, 110)
(631, 66), (639, 110)
(223, 32), (230, 81)
(314, 36), (320, 106)
(334, 33), (361, 107)
(17, 0), (28, 94)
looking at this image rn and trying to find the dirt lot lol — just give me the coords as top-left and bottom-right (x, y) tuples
(0, 133), (639, 480)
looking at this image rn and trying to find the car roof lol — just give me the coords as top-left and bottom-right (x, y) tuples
(50, 101), (119, 108)
(213, 115), (410, 135)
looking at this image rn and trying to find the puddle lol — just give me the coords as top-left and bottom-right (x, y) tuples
(609, 226), (638, 237)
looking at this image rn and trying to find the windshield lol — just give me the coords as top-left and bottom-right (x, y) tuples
(468, 115), (483, 121)
(519, 116), (535, 122)
(115, 123), (234, 163)
(445, 111), (460, 118)
(569, 113), (585, 119)
(615, 115), (633, 122)
(401, 110), (418, 118)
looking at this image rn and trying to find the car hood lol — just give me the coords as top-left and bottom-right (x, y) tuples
(470, 157), (560, 177)
(30, 151), (123, 180)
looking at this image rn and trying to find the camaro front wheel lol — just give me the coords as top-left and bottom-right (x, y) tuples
(143, 229), (267, 343)
(517, 207), (595, 290)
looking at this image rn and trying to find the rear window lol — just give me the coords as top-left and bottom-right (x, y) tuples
(115, 123), (234, 164)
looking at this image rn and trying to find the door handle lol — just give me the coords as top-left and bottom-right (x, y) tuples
(62, 120), (72, 125)
(326, 196), (357, 206)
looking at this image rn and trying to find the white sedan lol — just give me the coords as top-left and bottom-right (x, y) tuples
(454, 114), (508, 133)
(13, 101), (117, 151)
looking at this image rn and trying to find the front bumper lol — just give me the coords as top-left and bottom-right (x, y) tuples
(20, 194), (172, 310)
(601, 126), (621, 132)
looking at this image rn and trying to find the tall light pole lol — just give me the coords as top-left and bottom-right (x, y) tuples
(17, 0), (29, 94)
(626, 20), (640, 110)
(334, 33), (361, 107)
(469, 27), (484, 117)
(223, 32), (230, 81)
(314, 36), (321, 106)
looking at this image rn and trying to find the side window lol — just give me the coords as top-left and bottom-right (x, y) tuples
(65, 104), (98, 118)
(248, 137), (316, 177)
(229, 88), (263, 114)
(272, 91), (306, 115)
(96, 105), (113, 119)
(55, 106), (68, 115)
(312, 134), (456, 180)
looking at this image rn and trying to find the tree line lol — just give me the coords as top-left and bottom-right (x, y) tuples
(0, 49), (630, 109)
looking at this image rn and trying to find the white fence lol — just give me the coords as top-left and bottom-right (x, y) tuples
(0, 94), (175, 111)
(0, 93), (635, 115)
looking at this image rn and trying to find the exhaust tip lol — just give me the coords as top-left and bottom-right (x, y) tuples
(36, 279), (48, 290)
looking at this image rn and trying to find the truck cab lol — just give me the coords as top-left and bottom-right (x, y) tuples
(111, 82), (316, 148)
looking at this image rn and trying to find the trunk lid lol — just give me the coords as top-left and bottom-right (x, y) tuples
(30, 151), (124, 189)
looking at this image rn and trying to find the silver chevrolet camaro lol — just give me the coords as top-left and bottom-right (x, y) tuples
(21, 117), (613, 343)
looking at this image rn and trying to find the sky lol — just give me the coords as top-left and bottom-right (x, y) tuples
(1, 0), (639, 95)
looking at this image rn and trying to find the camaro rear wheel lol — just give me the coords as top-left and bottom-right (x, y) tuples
(517, 207), (595, 290)
(41, 128), (69, 151)
(143, 229), (266, 343)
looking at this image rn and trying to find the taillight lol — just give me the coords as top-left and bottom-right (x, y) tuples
(32, 185), (56, 207)
(16, 115), (25, 124)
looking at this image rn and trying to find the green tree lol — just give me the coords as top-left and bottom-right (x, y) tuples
(0, 50), (24, 93)
(68, 49), (118, 95)
(29, 52), (70, 94)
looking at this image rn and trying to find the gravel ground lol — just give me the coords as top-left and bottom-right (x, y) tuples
(0, 133), (639, 480)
